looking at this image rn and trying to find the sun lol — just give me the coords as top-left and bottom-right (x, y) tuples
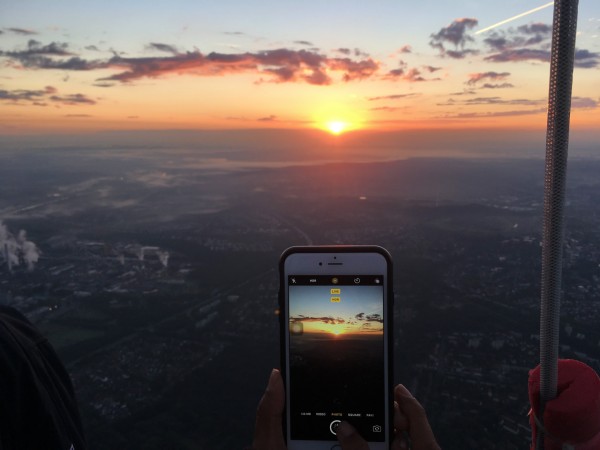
(329, 324), (344, 336)
(326, 120), (347, 135)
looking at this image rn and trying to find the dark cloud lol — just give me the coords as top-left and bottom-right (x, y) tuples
(485, 48), (550, 63)
(337, 48), (368, 58)
(574, 49), (600, 68)
(571, 97), (598, 109)
(445, 48), (478, 59)
(1, 40), (105, 70)
(430, 18), (478, 58)
(354, 313), (383, 323)
(367, 93), (418, 101)
(365, 314), (383, 323)
(257, 115), (277, 122)
(0, 87), (96, 107)
(440, 108), (546, 119)
(384, 68), (405, 79)
(422, 65), (442, 73)
(467, 71), (510, 85)
(291, 316), (345, 324)
(330, 57), (379, 82)
(518, 23), (552, 35)
(1, 40), (381, 85)
(370, 106), (400, 112)
(384, 66), (435, 82)
(483, 22), (552, 52)
(486, 47), (600, 68)
(85, 45), (100, 52)
(480, 82), (514, 89)
(404, 68), (425, 82)
(20, 39), (72, 56)
(21, 55), (106, 70)
(399, 45), (412, 54)
(148, 43), (178, 54)
(449, 90), (476, 96)
(64, 114), (92, 117)
(483, 37), (508, 52)
(100, 48), (379, 85)
(295, 40), (313, 46)
(463, 96), (543, 106)
(6, 27), (37, 35)
(50, 93), (96, 105)
(224, 31), (245, 36)
(0, 88), (47, 102)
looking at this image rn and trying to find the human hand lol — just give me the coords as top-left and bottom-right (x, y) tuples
(252, 369), (440, 450)
(252, 369), (286, 450)
(334, 384), (440, 450)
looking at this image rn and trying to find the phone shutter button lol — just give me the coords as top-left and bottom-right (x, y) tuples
(329, 420), (341, 435)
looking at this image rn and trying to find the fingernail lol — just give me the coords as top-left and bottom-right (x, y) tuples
(335, 421), (353, 439)
(267, 368), (279, 387)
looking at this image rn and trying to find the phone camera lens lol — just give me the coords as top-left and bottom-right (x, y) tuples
(319, 262), (322, 266)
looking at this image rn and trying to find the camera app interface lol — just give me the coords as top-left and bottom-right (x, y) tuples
(288, 275), (385, 441)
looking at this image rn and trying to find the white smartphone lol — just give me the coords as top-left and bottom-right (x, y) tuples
(279, 246), (394, 450)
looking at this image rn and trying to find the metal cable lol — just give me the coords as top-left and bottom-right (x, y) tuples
(538, 0), (579, 448)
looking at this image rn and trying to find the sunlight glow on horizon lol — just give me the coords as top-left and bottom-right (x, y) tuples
(292, 320), (383, 336)
(326, 120), (348, 135)
(0, 1), (598, 142)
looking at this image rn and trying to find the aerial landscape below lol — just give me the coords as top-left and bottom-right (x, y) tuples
(1, 148), (600, 449)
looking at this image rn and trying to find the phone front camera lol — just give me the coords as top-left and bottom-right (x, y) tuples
(319, 262), (322, 266)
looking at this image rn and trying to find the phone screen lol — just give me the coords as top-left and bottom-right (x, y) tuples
(287, 274), (386, 442)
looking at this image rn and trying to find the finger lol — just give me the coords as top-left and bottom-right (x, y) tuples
(392, 400), (410, 450)
(394, 385), (440, 450)
(335, 421), (370, 450)
(394, 400), (409, 431)
(252, 369), (286, 450)
(392, 433), (410, 450)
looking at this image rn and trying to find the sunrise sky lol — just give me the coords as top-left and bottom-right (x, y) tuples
(290, 285), (383, 336)
(1, 1), (598, 149)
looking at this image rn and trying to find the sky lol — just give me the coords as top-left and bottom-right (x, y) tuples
(0, 1), (598, 152)
(290, 285), (383, 336)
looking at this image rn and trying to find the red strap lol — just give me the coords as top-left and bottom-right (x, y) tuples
(529, 359), (600, 449)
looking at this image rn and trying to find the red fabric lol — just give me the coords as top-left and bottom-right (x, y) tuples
(529, 359), (600, 449)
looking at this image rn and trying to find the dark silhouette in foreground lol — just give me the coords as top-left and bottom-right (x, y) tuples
(0, 306), (87, 450)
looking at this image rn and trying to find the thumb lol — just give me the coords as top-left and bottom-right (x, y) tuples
(336, 421), (370, 450)
(394, 385), (440, 450)
(252, 369), (286, 450)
